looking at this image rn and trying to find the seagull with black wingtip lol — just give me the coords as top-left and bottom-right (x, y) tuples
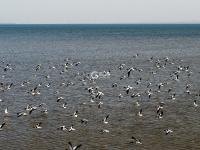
(0, 122), (6, 130)
(130, 136), (142, 144)
(164, 128), (173, 135)
(103, 114), (109, 124)
(66, 142), (82, 150)
(34, 122), (42, 129)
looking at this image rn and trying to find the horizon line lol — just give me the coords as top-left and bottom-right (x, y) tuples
(1, 22), (200, 25)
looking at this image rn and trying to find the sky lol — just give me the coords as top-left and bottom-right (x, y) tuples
(0, 0), (200, 24)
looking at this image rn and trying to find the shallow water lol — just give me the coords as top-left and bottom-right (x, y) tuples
(0, 24), (200, 150)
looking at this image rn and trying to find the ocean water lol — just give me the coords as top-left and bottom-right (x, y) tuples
(0, 24), (200, 150)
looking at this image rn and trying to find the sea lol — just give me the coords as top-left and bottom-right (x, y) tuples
(0, 24), (200, 150)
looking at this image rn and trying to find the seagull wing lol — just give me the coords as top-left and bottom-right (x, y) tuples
(74, 144), (82, 150)
(68, 142), (73, 150)
(0, 122), (5, 128)
(106, 114), (109, 120)
(17, 112), (23, 117)
(33, 87), (37, 91)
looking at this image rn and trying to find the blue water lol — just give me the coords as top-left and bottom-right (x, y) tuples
(0, 24), (200, 61)
(0, 24), (200, 150)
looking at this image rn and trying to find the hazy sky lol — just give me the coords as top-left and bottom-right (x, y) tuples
(0, 0), (200, 24)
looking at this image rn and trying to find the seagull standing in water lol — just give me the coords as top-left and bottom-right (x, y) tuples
(81, 119), (88, 124)
(5, 107), (8, 115)
(138, 109), (143, 117)
(62, 102), (67, 108)
(194, 100), (198, 107)
(73, 111), (78, 118)
(57, 125), (67, 131)
(135, 101), (140, 107)
(157, 109), (164, 119)
(125, 85), (133, 94)
(98, 101), (103, 109)
(103, 115), (109, 124)
(130, 136), (142, 144)
(118, 93), (123, 98)
(30, 87), (40, 96)
(34, 122), (42, 129)
(100, 129), (110, 133)
(118, 63), (125, 70)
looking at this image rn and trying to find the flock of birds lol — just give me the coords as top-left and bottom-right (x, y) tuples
(0, 53), (200, 149)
